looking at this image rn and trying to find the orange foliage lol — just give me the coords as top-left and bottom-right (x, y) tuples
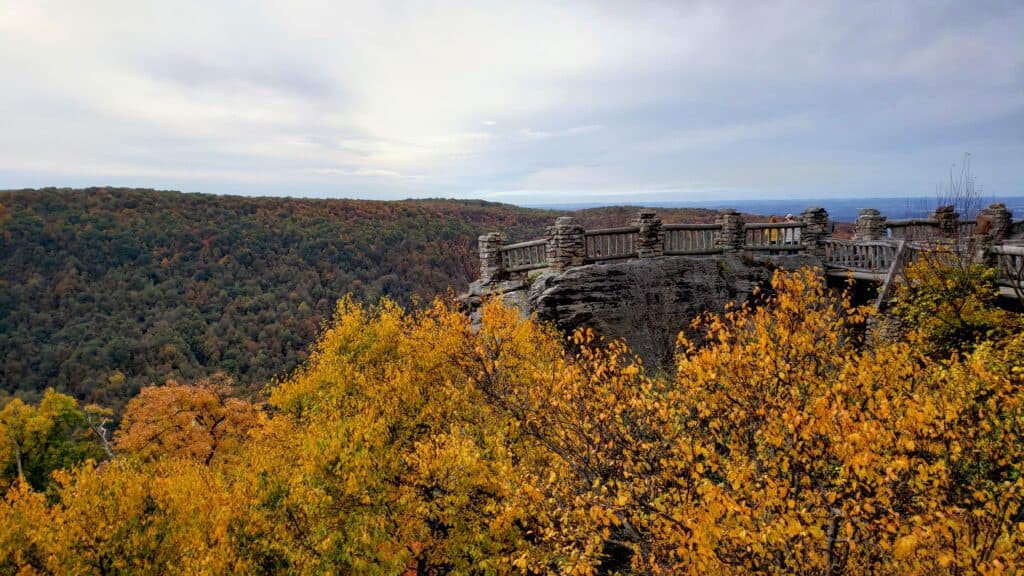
(115, 374), (260, 465)
(1, 269), (1022, 575)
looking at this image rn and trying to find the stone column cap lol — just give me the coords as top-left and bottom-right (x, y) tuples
(554, 216), (579, 226)
(858, 208), (882, 216)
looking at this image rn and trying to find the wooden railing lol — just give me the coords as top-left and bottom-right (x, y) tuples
(886, 218), (940, 240)
(585, 226), (638, 262)
(498, 239), (548, 272)
(824, 239), (902, 275)
(663, 223), (721, 255)
(991, 245), (1024, 290)
(480, 205), (1019, 284)
(744, 223), (807, 251)
(825, 239), (1024, 297)
(898, 240), (969, 268)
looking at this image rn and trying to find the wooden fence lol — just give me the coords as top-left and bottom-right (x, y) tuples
(886, 218), (939, 240)
(744, 223), (807, 251)
(585, 227), (639, 261)
(823, 239), (903, 278)
(498, 239), (548, 272)
(663, 223), (721, 255)
(992, 244), (1024, 293)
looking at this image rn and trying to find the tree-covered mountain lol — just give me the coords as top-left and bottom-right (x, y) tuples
(3, 268), (1022, 574)
(0, 187), (714, 408)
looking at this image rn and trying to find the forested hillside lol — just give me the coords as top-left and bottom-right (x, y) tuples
(0, 188), (714, 407)
(2, 267), (1021, 574)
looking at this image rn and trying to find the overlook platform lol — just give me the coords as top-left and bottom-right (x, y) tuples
(474, 203), (1023, 305)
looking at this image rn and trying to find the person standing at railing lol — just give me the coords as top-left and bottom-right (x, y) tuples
(784, 214), (799, 244)
(769, 215), (780, 244)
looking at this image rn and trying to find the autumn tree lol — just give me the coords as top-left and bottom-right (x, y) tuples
(0, 389), (107, 491)
(1, 269), (1021, 575)
(115, 373), (261, 465)
(891, 257), (1018, 358)
(0, 458), (251, 575)
(438, 269), (1024, 574)
(226, 297), (538, 574)
(525, 269), (1021, 574)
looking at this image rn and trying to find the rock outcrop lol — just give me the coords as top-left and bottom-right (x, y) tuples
(463, 253), (822, 370)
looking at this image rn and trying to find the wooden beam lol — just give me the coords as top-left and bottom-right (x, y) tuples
(875, 240), (906, 310)
(999, 286), (1024, 299)
(824, 269), (888, 281)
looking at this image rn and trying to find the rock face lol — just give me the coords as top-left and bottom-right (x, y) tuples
(463, 253), (822, 370)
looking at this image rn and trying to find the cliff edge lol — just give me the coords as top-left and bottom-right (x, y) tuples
(462, 254), (822, 370)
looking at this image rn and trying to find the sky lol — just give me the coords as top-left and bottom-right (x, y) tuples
(1, 1), (1022, 204)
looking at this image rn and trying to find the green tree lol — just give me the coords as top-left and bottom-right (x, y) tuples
(0, 389), (108, 491)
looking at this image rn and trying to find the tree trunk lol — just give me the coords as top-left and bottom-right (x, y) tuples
(12, 442), (24, 480)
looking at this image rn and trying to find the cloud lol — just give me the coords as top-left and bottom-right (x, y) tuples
(310, 167), (411, 179)
(0, 0), (1021, 201)
(639, 116), (811, 154)
(519, 125), (605, 140)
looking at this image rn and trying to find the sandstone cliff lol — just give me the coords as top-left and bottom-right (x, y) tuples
(463, 254), (822, 370)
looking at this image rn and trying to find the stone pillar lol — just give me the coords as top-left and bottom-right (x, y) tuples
(545, 216), (586, 272)
(976, 203), (1012, 243)
(932, 204), (960, 239)
(855, 208), (886, 241)
(799, 206), (830, 256)
(631, 209), (664, 258)
(478, 232), (504, 284)
(714, 208), (745, 253)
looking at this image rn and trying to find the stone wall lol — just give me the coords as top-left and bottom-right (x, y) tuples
(631, 210), (664, 258)
(932, 205), (960, 238)
(477, 232), (505, 284)
(855, 209), (886, 240)
(977, 203), (1013, 243)
(714, 209), (745, 252)
(800, 207), (829, 256)
(546, 216), (586, 271)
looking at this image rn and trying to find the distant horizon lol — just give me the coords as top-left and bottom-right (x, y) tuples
(518, 193), (1024, 208)
(7, 185), (1024, 203)
(7, 185), (1024, 223)
(6, 184), (1024, 203)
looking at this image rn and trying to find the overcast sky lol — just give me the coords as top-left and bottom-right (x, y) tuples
(1, 1), (1022, 203)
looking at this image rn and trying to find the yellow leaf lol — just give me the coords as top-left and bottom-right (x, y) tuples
(893, 534), (918, 559)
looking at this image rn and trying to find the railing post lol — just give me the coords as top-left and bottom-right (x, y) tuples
(976, 203), (1012, 244)
(932, 205), (959, 239)
(631, 210), (664, 258)
(714, 208), (745, 253)
(478, 232), (505, 284)
(546, 216), (586, 272)
(799, 206), (829, 256)
(855, 208), (886, 241)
